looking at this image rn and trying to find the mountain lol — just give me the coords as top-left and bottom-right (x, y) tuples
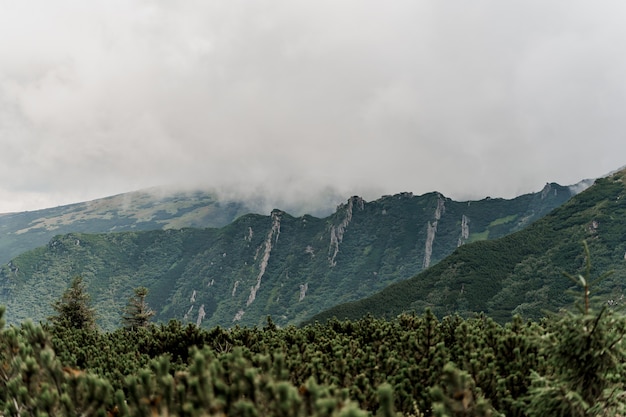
(309, 169), (626, 325)
(0, 187), (349, 266)
(0, 181), (578, 329)
(0, 188), (282, 266)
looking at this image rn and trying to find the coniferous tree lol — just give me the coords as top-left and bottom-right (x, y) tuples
(526, 243), (626, 416)
(122, 287), (155, 330)
(526, 308), (626, 416)
(48, 276), (97, 330)
(430, 362), (497, 417)
(0, 306), (112, 416)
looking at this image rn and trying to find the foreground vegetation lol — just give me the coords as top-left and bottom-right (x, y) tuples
(1, 293), (625, 416)
(2, 238), (625, 416)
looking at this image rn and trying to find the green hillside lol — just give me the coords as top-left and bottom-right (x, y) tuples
(0, 184), (575, 330)
(309, 170), (626, 325)
(0, 189), (258, 265)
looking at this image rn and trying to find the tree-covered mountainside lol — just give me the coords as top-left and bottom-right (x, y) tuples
(310, 169), (626, 325)
(0, 183), (575, 330)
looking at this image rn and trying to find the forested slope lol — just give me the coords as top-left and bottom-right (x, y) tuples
(310, 170), (626, 324)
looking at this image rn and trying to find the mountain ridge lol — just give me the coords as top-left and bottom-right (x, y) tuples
(0, 188), (309, 266)
(0, 181), (578, 329)
(308, 169), (626, 325)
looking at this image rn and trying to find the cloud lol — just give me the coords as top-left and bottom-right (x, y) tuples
(1, 1), (626, 212)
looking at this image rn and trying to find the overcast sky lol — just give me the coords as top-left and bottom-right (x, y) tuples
(1, 1), (626, 213)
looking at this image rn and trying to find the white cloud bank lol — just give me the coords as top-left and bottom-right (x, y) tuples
(1, 1), (626, 212)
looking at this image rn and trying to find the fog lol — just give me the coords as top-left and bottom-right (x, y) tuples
(1, 1), (625, 213)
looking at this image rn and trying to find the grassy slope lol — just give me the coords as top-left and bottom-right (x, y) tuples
(0, 190), (255, 265)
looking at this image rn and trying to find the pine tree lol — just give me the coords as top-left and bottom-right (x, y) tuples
(0, 307), (112, 416)
(430, 362), (497, 417)
(122, 287), (155, 330)
(48, 276), (97, 330)
(525, 243), (626, 416)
